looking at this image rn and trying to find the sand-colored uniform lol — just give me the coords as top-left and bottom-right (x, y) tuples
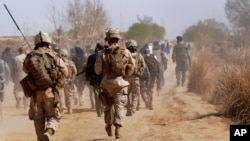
(94, 45), (134, 126)
(125, 52), (145, 115)
(23, 47), (68, 141)
(63, 58), (77, 112)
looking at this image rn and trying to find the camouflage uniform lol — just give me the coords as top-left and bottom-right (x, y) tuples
(125, 40), (145, 116)
(172, 36), (191, 86)
(60, 49), (77, 114)
(23, 32), (68, 141)
(13, 47), (29, 109)
(95, 28), (135, 139)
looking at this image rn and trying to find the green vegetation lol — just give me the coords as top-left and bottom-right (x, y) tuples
(126, 23), (165, 46)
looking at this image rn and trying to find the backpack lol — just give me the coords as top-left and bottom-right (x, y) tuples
(103, 46), (128, 76)
(25, 50), (55, 90)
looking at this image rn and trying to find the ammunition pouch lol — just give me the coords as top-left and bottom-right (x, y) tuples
(99, 92), (113, 105)
(20, 75), (36, 97)
(56, 71), (66, 89)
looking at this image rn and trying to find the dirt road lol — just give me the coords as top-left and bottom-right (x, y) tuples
(0, 60), (229, 141)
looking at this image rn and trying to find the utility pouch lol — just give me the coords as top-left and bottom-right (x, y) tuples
(54, 101), (62, 119)
(99, 92), (108, 105)
(20, 75), (36, 97)
(28, 104), (37, 120)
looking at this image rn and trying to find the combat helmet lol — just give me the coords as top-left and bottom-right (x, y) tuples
(34, 32), (52, 46)
(125, 39), (137, 47)
(105, 28), (121, 41)
(60, 49), (69, 57)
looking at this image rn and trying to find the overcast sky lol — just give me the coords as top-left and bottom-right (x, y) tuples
(0, 0), (228, 40)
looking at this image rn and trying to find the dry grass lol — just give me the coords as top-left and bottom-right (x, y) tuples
(213, 47), (250, 124)
(187, 48), (216, 99)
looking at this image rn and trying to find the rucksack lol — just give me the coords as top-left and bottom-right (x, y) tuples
(25, 50), (55, 90)
(103, 46), (128, 76)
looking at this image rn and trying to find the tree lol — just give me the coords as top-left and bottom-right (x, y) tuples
(126, 22), (165, 46)
(65, 0), (109, 49)
(225, 0), (250, 47)
(48, 0), (66, 49)
(136, 15), (153, 24)
(183, 19), (229, 49)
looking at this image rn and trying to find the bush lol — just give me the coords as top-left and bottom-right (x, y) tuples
(213, 48), (250, 124)
(188, 48), (216, 98)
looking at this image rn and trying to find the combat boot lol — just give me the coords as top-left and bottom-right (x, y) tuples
(16, 97), (21, 109)
(42, 128), (54, 141)
(68, 107), (72, 114)
(105, 124), (113, 136)
(115, 125), (122, 139)
(177, 80), (180, 86)
(126, 110), (132, 116)
(145, 101), (149, 108)
(74, 98), (78, 106)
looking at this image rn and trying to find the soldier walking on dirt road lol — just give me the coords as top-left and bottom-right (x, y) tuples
(125, 39), (145, 116)
(172, 36), (191, 86)
(94, 28), (135, 139)
(22, 32), (68, 141)
(60, 49), (77, 114)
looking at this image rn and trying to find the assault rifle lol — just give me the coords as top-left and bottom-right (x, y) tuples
(76, 70), (86, 76)
(3, 4), (32, 50)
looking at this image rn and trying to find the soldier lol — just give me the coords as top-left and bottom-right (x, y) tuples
(143, 45), (160, 110)
(95, 28), (135, 139)
(60, 49), (77, 114)
(22, 32), (68, 141)
(172, 36), (191, 86)
(13, 47), (29, 109)
(125, 39), (145, 116)
(86, 43), (104, 117)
